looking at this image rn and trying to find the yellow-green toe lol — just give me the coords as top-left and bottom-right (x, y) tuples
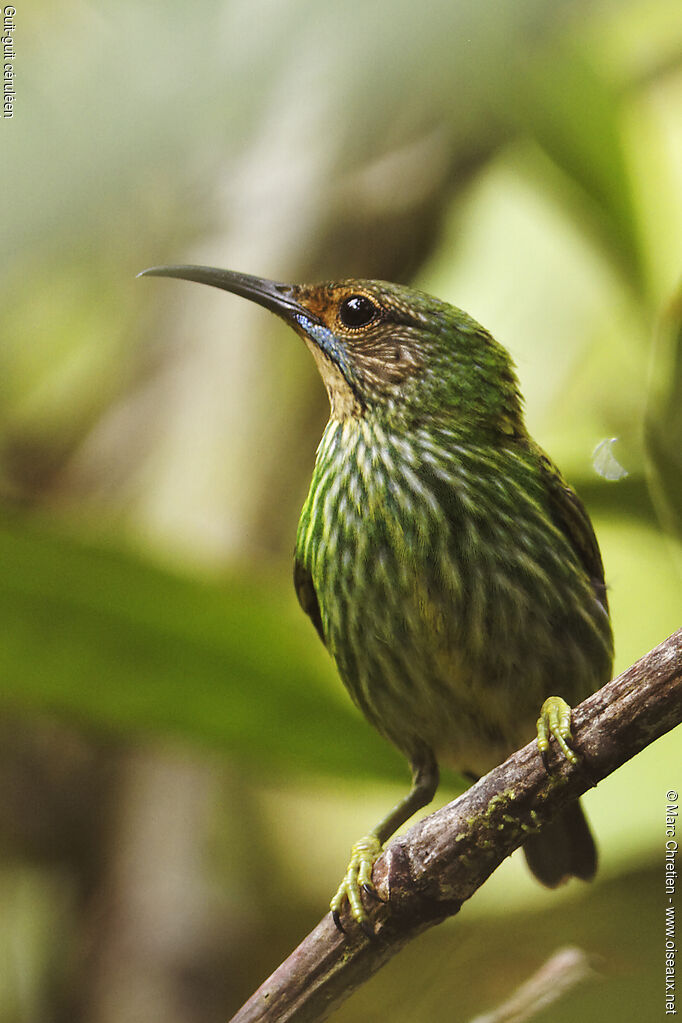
(536, 695), (579, 765)
(330, 834), (382, 931)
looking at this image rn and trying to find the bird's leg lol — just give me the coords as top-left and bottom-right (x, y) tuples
(330, 749), (438, 934)
(536, 695), (579, 767)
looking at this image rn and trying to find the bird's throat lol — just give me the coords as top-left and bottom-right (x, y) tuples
(303, 338), (364, 420)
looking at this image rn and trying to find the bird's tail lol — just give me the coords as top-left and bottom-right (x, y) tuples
(523, 799), (597, 887)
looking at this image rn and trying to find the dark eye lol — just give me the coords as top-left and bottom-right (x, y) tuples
(339, 294), (377, 329)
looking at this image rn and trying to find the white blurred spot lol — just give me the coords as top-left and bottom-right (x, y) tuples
(592, 437), (628, 481)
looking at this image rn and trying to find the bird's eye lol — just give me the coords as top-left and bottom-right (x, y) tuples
(338, 294), (377, 329)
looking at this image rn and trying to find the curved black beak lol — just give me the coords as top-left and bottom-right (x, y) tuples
(137, 264), (316, 325)
(139, 263), (364, 409)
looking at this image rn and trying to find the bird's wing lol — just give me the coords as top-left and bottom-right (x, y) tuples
(293, 557), (326, 643)
(534, 444), (609, 614)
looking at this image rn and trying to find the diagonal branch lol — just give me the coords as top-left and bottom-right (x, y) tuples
(230, 627), (682, 1023)
(467, 945), (594, 1023)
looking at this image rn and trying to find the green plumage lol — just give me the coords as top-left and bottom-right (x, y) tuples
(140, 264), (614, 926)
(295, 416), (612, 779)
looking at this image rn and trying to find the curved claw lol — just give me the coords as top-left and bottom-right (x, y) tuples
(331, 909), (345, 934)
(330, 834), (382, 933)
(536, 695), (579, 767)
(362, 882), (386, 903)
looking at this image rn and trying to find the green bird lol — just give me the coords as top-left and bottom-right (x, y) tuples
(139, 264), (614, 931)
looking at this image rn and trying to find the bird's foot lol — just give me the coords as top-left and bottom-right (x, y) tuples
(536, 695), (579, 767)
(330, 834), (382, 935)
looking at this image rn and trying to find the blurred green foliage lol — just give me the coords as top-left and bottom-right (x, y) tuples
(646, 283), (682, 539)
(0, 514), (403, 780)
(1, 1), (681, 1021)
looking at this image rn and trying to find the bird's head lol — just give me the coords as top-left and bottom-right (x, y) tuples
(138, 265), (525, 439)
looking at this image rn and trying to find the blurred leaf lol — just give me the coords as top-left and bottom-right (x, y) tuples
(516, 48), (643, 290)
(567, 475), (656, 524)
(0, 516), (402, 782)
(645, 283), (682, 539)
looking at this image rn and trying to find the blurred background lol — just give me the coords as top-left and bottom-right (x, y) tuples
(1, 1), (681, 1020)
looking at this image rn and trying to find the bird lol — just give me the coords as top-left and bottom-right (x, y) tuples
(139, 264), (614, 932)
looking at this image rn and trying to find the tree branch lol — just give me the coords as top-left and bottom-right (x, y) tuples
(230, 628), (682, 1023)
(467, 945), (594, 1023)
